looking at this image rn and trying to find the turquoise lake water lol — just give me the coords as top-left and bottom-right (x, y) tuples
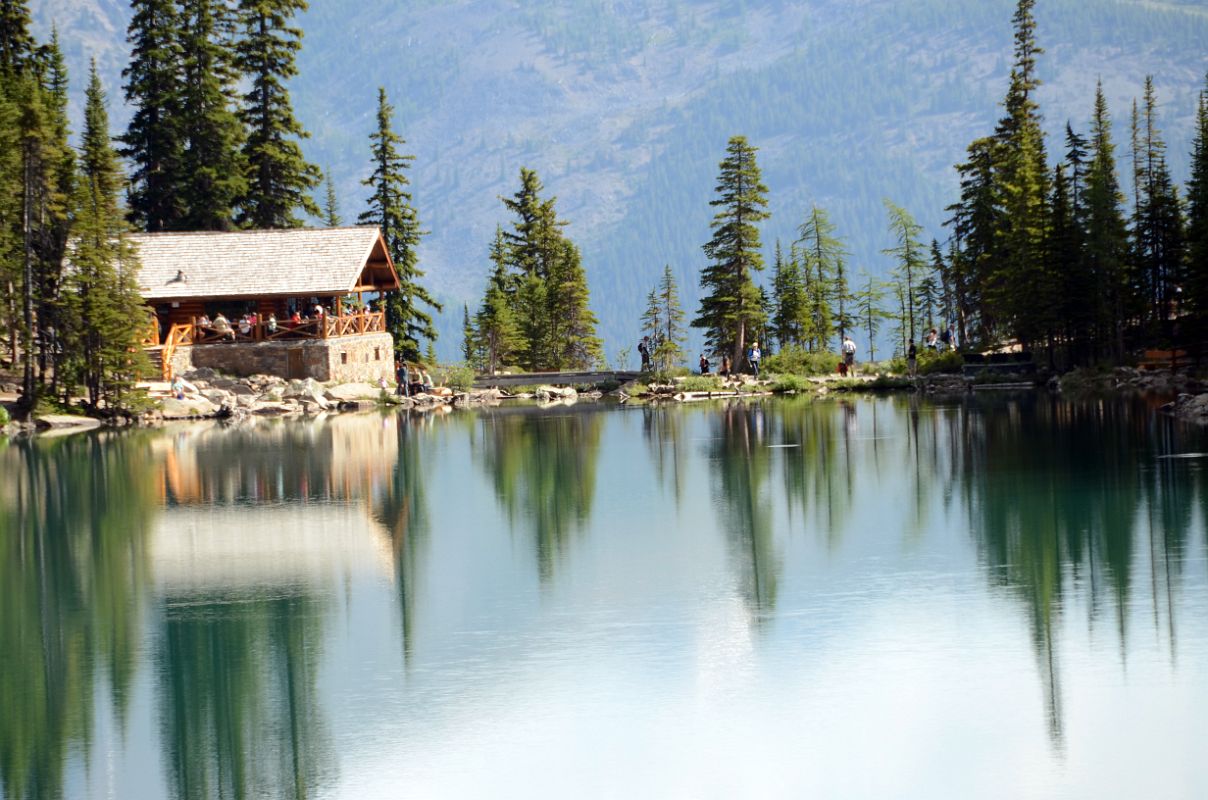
(2, 394), (1207, 799)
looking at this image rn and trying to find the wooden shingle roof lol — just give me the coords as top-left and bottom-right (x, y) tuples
(132, 226), (398, 301)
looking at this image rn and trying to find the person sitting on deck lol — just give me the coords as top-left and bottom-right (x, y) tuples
(267, 314), (278, 334)
(238, 316), (252, 337)
(290, 310), (302, 325)
(197, 314), (211, 328)
(212, 313), (235, 341)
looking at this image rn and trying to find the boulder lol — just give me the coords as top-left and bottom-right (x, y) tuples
(160, 397), (220, 420)
(200, 388), (234, 406)
(250, 401), (297, 416)
(535, 385), (577, 401)
(283, 378), (330, 410)
(324, 382), (382, 402)
(34, 414), (102, 432)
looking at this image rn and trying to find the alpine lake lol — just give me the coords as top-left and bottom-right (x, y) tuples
(2, 392), (1207, 800)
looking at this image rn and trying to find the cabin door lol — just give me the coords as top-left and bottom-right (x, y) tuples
(287, 348), (305, 380)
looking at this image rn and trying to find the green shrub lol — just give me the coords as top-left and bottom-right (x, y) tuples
(0, 406), (9, 427)
(762, 345), (841, 376)
(770, 374), (812, 394)
(438, 363), (476, 391)
(918, 349), (964, 375)
(678, 375), (724, 392)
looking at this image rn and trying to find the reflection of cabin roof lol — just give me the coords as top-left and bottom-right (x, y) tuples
(151, 505), (395, 595)
(133, 226), (398, 301)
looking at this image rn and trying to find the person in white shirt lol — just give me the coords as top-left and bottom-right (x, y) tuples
(842, 336), (857, 375)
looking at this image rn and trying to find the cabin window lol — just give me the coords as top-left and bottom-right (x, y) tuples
(341, 353), (348, 365)
(374, 347), (381, 361)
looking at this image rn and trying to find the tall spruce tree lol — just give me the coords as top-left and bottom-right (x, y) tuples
(1133, 76), (1185, 335)
(1085, 82), (1131, 359)
(474, 229), (522, 375)
(61, 64), (147, 410)
(1186, 77), (1208, 358)
(853, 272), (886, 362)
(121, 0), (186, 231)
(946, 136), (999, 345)
(694, 135), (769, 366)
(235, 0), (320, 228)
(544, 238), (602, 370)
(179, 0), (245, 230)
(358, 87), (439, 361)
(641, 264), (686, 369)
(322, 167), (340, 226)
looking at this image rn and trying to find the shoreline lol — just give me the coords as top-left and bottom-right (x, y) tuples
(4, 365), (1207, 438)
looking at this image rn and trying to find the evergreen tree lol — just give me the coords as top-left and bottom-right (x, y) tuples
(358, 87), (440, 362)
(544, 238), (602, 369)
(1186, 77), (1208, 358)
(797, 205), (843, 351)
(179, 0), (245, 230)
(235, 0), (320, 228)
(121, 0), (186, 231)
(1133, 76), (1185, 335)
(833, 257), (854, 346)
(322, 167), (340, 226)
(770, 240), (806, 348)
(641, 264), (686, 369)
(461, 303), (476, 365)
(495, 168), (598, 370)
(946, 137), (999, 345)
(0, 0), (33, 77)
(60, 64), (147, 410)
(1085, 82), (1131, 359)
(694, 135), (769, 365)
(474, 235), (522, 375)
(853, 272), (887, 362)
(883, 200), (927, 346)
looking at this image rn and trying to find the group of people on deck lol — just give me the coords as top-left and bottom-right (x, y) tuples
(394, 361), (434, 397)
(196, 303), (338, 341)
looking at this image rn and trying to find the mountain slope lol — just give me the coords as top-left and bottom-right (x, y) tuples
(33, 0), (1208, 360)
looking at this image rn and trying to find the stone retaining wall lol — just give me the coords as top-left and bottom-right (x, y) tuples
(171, 333), (395, 383)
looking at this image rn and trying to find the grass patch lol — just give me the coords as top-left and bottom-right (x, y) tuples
(770, 374), (812, 394)
(677, 375), (725, 392)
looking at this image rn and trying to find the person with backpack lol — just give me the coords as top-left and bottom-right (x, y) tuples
(638, 337), (651, 371)
(699, 353), (711, 375)
(747, 341), (762, 377)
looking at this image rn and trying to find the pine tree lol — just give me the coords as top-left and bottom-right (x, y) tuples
(235, 0), (320, 228)
(474, 237), (522, 376)
(0, 0), (34, 77)
(1186, 76), (1208, 359)
(545, 238), (602, 369)
(358, 87), (440, 362)
(61, 63), (147, 410)
(461, 303), (475, 365)
(1047, 164), (1086, 363)
(495, 168), (597, 370)
(946, 136), (999, 345)
(1085, 82), (1131, 359)
(1133, 76), (1185, 336)
(853, 272), (886, 362)
(694, 135), (769, 366)
(179, 0), (245, 230)
(883, 200), (926, 346)
(771, 240), (806, 348)
(322, 167), (340, 226)
(797, 205), (843, 351)
(655, 263), (686, 368)
(120, 0), (186, 231)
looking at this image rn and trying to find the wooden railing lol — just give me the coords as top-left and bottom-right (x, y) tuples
(160, 323), (195, 381)
(141, 316), (160, 347)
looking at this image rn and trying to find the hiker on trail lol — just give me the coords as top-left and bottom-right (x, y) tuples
(907, 341), (918, 377)
(842, 335), (857, 376)
(699, 353), (710, 375)
(720, 355), (731, 378)
(639, 337), (651, 371)
(748, 341), (762, 377)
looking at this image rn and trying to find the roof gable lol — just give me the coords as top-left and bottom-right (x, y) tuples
(131, 226), (398, 301)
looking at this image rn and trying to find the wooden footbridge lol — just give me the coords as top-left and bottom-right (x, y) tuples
(471, 370), (641, 390)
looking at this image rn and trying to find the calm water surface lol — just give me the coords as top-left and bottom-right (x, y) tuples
(2, 395), (1207, 799)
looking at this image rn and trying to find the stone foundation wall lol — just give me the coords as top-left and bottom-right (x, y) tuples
(174, 333), (395, 383)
